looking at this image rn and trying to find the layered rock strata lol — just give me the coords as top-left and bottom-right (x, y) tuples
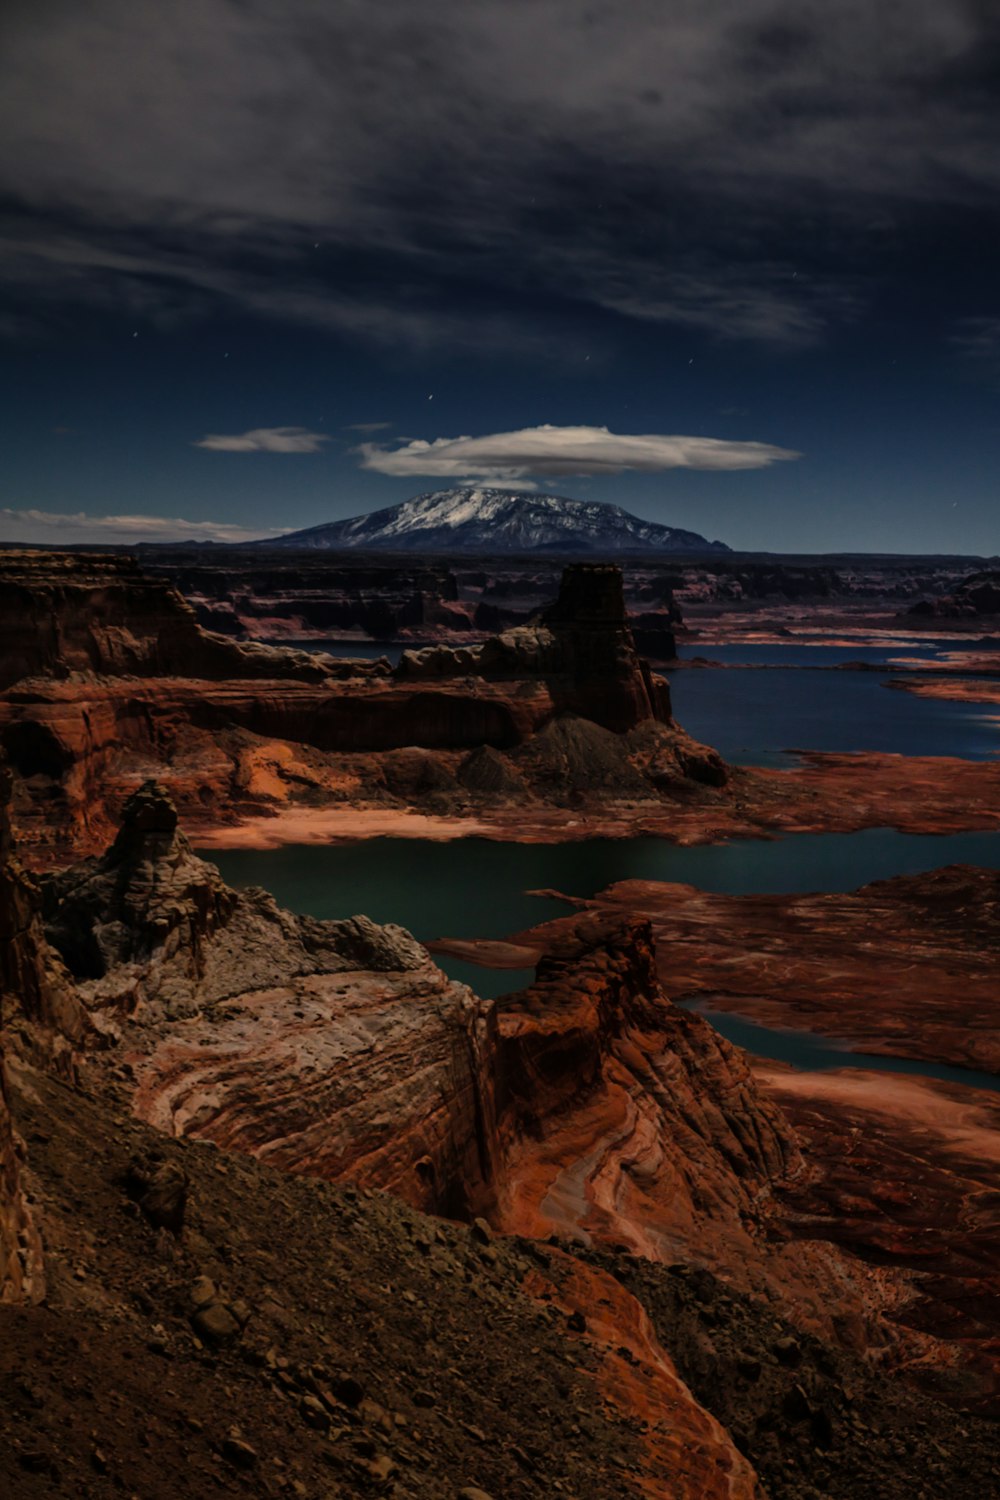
(39, 785), (797, 1269)
(1, 552), (722, 865)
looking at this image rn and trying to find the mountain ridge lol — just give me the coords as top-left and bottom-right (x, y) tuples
(260, 487), (730, 554)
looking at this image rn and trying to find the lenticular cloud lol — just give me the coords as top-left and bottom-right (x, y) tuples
(357, 424), (799, 480)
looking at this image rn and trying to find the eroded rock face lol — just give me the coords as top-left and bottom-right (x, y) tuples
(38, 790), (803, 1282)
(0, 761), (84, 1052)
(6, 776), (1000, 1468)
(0, 550), (381, 690)
(908, 569), (1000, 618)
(144, 555), (464, 640)
(488, 912), (804, 1272)
(0, 760), (67, 1301)
(0, 1054), (43, 1303)
(0, 553), (712, 865)
(401, 563), (671, 733)
(553, 865), (1000, 1073)
(40, 798), (846, 1343)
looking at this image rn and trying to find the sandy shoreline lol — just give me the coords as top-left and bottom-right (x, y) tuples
(186, 748), (1000, 854)
(190, 807), (497, 849)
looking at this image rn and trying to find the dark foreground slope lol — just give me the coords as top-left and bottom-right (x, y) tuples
(6, 1054), (1000, 1500)
(3, 770), (1000, 1499)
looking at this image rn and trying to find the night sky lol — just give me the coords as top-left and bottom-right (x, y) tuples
(2, 2), (999, 554)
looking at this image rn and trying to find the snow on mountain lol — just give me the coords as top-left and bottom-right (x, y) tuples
(263, 488), (730, 553)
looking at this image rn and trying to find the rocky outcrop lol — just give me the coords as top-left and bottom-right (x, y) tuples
(43, 795), (999, 1376)
(37, 791), (797, 1266)
(0, 553), (723, 865)
(0, 760), (84, 1052)
(555, 864), (1000, 1073)
(907, 569), (1000, 619)
(0, 758), (74, 1302)
(0, 549), (389, 689)
(398, 562), (672, 732)
(144, 555), (464, 640)
(488, 913), (803, 1269)
(5, 781), (1000, 1485)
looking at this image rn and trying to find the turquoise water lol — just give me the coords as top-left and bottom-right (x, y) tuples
(432, 957), (538, 999)
(685, 1008), (1000, 1095)
(204, 829), (1000, 1088)
(205, 828), (1000, 948)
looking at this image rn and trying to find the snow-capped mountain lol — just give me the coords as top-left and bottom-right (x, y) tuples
(263, 488), (730, 553)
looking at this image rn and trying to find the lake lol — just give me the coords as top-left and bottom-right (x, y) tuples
(206, 828), (1000, 947)
(667, 663), (999, 766)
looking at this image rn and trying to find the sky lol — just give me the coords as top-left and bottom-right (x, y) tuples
(1, 1), (999, 554)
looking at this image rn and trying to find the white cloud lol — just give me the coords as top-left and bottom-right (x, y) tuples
(194, 425), (330, 453)
(0, 508), (282, 545)
(356, 424), (799, 480)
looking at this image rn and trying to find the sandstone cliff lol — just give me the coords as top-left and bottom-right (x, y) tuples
(0, 552), (723, 865)
(34, 784), (801, 1273)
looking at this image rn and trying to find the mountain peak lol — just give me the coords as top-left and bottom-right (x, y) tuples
(262, 487), (730, 554)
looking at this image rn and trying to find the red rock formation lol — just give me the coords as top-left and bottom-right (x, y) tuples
(0, 549), (381, 689)
(522, 865), (1000, 1073)
(40, 801), (882, 1349)
(0, 552), (718, 865)
(487, 914), (802, 1261)
(758, 1066), (1000, 1413)
(37, 793), (798, 1261)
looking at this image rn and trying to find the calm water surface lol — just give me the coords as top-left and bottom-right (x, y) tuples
(685, 1008), (1000, 1095)
(667, 664), (999, 766)
(676, 640), (1000, 667)
(206, 828), (1000, 946)
(205, 831), (1000, 1085)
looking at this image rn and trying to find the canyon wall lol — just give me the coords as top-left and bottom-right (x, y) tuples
(0, 552), (718, 864)
(43, 787), (846, 1341)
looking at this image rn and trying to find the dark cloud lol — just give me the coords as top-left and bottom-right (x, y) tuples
(194, 426), (331, 453)
(2, 2), (998, 349)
